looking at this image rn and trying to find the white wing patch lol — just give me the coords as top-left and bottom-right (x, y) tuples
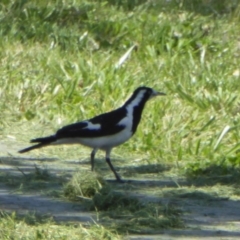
(82, 121), (101, 130)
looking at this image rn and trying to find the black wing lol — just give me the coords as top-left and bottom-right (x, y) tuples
(56, 107), (127, 138)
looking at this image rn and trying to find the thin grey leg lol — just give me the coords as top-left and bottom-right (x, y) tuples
(106, 149), (123, 182)
(90, 149), (98, 171)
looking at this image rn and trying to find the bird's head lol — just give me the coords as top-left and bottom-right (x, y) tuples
(124, 86), (166, 108)
(134, 86), (166, 101)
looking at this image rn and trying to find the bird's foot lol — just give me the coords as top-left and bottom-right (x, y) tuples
(116, 176), (125, 183)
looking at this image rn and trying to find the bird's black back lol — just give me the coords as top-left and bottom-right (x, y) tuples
(56, 107), (127, 138)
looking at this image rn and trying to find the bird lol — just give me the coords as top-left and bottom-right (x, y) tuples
(19, 86), (166, 182)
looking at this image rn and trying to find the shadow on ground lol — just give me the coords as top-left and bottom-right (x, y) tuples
(185, 162), (240, 187)
(1, 155), (240, 239)
(0, 183), (95, 223)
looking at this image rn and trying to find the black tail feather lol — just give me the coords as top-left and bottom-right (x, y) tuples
(30, 135), (56, 144)
(18, 143), (47, 153)
(19, 135), (57, 153)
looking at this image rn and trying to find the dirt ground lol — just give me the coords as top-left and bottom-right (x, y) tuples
(1, 141), (240, 240)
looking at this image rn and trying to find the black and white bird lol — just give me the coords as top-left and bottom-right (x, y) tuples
(19, 86), (165, 182)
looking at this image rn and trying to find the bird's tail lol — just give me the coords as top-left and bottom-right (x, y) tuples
(18, 135), (56, 153)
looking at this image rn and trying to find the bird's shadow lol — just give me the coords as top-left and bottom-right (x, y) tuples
(1, 156), (174, 187)
(121, 163), (171, 175)
(59, 158), (172, 176)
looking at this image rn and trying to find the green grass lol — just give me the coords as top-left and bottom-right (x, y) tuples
(1, 0), (240, 238)
(0, 211), (120, 240)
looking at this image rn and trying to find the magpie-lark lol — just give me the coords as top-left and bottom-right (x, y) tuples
(19, 86), (165, 182)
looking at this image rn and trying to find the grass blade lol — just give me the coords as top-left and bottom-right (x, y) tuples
(115, 44), (138, 69)
(214, 125), (231, 151)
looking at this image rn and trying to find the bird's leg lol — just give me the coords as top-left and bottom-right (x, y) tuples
(106, 149), (123, 182)
(90, 149), (97, 171)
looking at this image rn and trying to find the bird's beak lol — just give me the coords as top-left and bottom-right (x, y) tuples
(156, 92), (166, 96)
(152, 90), (166, 97)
